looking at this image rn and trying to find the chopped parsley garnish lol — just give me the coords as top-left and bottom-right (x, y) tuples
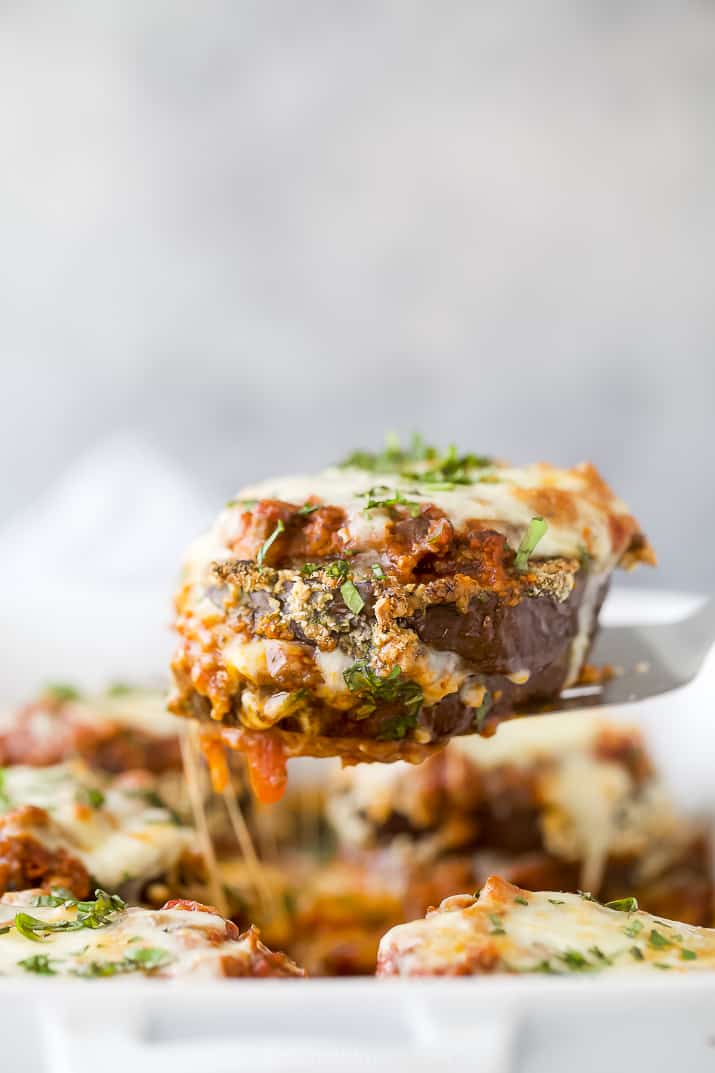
(648, 929), (671, 950)
(226, 497), (257, 510)
(514, 517), (548, 571)
(43, 682), (81, 703)
(256, 519), (285, 569)
(622, 919), (644, 939)
(340, 580), (364, 615)
(548, 898), (565, 905)
(605, 897), (639, 913)
(343, 660), (423, 738)
(30, 889), (75, 908)
(75, 786), (105, 810)
(471, 690), (492, 732)
(359, 486), (422, 518)
(297, 503), (320, 515)
(371, 563), (386, 580)
(488, 914), (506, 935)
(339, 435), (492, 488)
(18, 953), (58, 975)
(13, 890), (126, 942)
(680, 948), (697, 961)
(75, 946), (173, 978)
(514, 896), (529, 906)
(402, 444), (492, 488)
(325, 559), (350, 580)
(557, 949), (594, 971)
(301, 562), (320, 576)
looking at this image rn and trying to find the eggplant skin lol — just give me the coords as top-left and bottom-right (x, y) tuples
(409, 579), (589, 677)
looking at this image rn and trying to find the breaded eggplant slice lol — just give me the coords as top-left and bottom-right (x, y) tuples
(170, 443), (653, 800)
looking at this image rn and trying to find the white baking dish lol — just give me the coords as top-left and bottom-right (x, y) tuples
(2, 588), (714, 1073)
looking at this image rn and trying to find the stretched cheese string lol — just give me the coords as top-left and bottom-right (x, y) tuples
(221, 772), (275, 908)
(179, 723), (229, 918)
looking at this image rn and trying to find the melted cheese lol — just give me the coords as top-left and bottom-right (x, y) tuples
(185, 460), (638, 585)
(0, 894), (302, 978)
(0, 763), (193, 889)
(376, 875), (715, 976)
(327, 714), (687, 892)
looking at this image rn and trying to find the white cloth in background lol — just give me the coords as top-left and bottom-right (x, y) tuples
(0, 435), (213, 703)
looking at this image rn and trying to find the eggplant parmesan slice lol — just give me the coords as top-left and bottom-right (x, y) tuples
(376, 874), (715, 976)
(0, 889), (305, 978)
(169, 442), (654, 800)
(0, 762), (194, 899)
(0, 686), (182, 774)
(327, 714), (713, 926)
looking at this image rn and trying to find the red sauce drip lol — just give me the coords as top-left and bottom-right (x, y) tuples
(241, 731), (288, 805)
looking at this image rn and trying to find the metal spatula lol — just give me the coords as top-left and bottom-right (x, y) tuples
(548, 596), (714, 712)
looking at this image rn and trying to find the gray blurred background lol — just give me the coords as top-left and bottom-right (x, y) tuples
(1, 1), (713, 590)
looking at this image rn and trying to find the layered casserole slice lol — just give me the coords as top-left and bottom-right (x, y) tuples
(170, 440), (653, 801)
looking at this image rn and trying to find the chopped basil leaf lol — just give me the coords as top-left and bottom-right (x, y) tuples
(257, 519), (285, 569)
(75, 786), (105, 810)
(681, 948), (697, 961)
(18, 953), (58, 975)
(514, 896), (529, 906)
(124, 946), (173, 971)
(14, 890), (126, 941)
(654, 962), (671, 970)
(578, 891), (595, 902)
(325, 559), (350, 580)
(548, 898), (565, 905)
(648, 929), (671, 950)
(340, 580), (365, 615)
(588, 946), (611, 965)
(359, 486), (422, 518)
(74, 946), (173, 978)
(344, 660), (423, 738)
(226, 498), (257, 509)
(630, 946), (644, 961)
(297, 503), (320, 515)
(0, 926), (10, 935)
(301, 562), (320, 576)
(622, 919), (644, 939)
(31, 889), (75, 908)
(514, 517), (548, 571)
(371, 563), (386, 580)
(557, 949), (597, 972)
(339, 437), (492, 491)
(488, 914), (506, 935)
(605, 897), (639, 913)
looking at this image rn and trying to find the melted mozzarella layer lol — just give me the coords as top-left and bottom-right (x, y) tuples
(187, 460), (637, 582)
(377, 876), (715, 976)
(1, 763), (192, 889)
(0, 896), (291, 979)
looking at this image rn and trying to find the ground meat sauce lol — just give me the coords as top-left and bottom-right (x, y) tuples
(0, 807), (91, 898)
